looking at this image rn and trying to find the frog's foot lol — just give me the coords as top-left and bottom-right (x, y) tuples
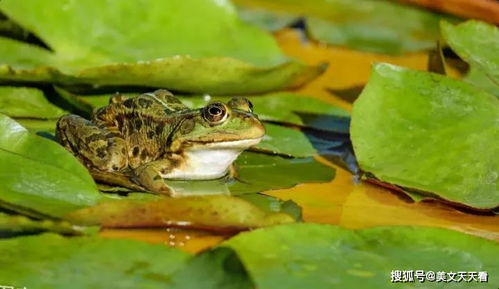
(56, 114), (128, 172)
(228, 164), (238, 179)
(132, 161), (172, 195)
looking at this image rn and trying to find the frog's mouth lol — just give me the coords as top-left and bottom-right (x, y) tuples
(188, 137), (263, 149)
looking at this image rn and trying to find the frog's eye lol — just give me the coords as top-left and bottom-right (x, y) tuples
(203, 102), (228, 124)
(228, 97), (253, 113)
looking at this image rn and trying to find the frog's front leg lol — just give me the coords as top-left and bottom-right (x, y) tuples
(132, 159), (176, 195)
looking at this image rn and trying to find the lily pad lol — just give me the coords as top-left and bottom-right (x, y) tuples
(223, 224), (499, 289)
(15, 118), (58, 134)
(0, 114), (102, 217)
(182, 92), (350, 133)
(0, 86), (65, 118)
(255, 123), (316, 157)
(441, 21), (499, 86)
(238, 6), (298, 32)
(464, 67), (499, 98)
(0, 0), (322, 94)
(351, 63), (499, 209)
(230, 152), (335, 194)
(235, 0), (456, 54)
(169, 247), (253, 289)
(65, 195), (295, 231)
(0, 233), (191, 289)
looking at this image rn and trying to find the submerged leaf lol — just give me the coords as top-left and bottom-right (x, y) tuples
(0, 233), (190, 289)
(65, 195), (295, 231)
(0, 86), (65, 118)
(0, 0), (322, 93)
(223, 224), (499, 289)
(0, 114), (102, 217)
(351, 63), (499, 209)
(237, 193), (302, 221)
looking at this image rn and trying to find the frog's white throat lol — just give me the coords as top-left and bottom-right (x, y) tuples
(161, 138), (262, 180)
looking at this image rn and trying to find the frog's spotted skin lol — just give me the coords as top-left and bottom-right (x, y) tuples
(56, 89), (265, 195)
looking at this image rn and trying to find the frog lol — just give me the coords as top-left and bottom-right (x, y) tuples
(55, 89), (265, 195)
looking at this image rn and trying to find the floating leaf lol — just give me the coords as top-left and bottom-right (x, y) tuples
(182, 92), (350, 133)
(238, 6), (298, 31)
(0, 0), (322, 94)
(235, 0), (456, 54)
(441, 21), (499, 87)
(351, 63), (499, 209)
(74, 57), (323, 95)
(65, 195), (295, 231)
(230, 152), (334, 194)
(223, 224), (499, 289)
(0, 233), (191, 289)
(15, 118), (57, 134)
(0, 114), (102, 217)
(170, 247), (253, 289)
(464, 67), (499, 97)
(255, 123), (316, 157)
(0, 86), (65, 118)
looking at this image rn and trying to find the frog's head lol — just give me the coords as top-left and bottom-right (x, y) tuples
(171, 97), (265, 151)
(166, 97), (265, 179)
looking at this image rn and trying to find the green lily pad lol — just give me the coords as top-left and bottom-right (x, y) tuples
(15, 118), (58, 134)
(182, 92), (350, 133)
(230, 152), (334, 194)
(238, 6), (298, 32)
(223, 224), (499, 289)
(0, 0), (322, 94)
(0, 233), (191, 289)
(0, 212), (87, 237)
(351, 63), (499, 209)
(1, 0), (284, 67)
(255, 123), (316, 157)
(464, 67), (499, 98)
(235, 0), (456, 54)
(441, 21), (499, 87)
(169, 247), (253, 289)
(66, 195), (295, 231)
(0, 86), (65, 118)
(0, 114), (102, 217)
